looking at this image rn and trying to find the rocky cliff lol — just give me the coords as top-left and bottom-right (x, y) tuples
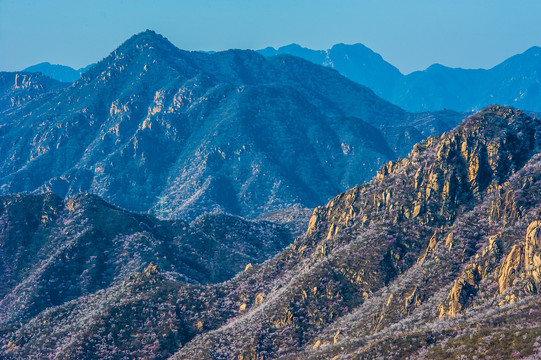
(0, 71), (67, 114)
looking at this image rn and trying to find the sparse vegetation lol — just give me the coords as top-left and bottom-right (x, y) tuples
(1, 29), (541, 360)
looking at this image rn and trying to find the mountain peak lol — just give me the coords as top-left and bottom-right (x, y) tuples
(0, 30), (463, 221)
(23, 62), (82, 83)
(522, 45), (541, 57)
(330, 42), (371, 52)
(424, 63), (451, 71)
(461, 105), (530, 130)
(278, 43), (307, 51)
(80, 29), (185, 82)
(116, 29), (178, 55)
(129, 29), (166, 42)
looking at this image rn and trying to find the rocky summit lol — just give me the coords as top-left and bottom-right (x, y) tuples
(2, 105), (541, 359)
(0, 30), (463, 221)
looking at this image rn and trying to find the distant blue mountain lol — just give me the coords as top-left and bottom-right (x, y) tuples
(394, 46), (541, 112)
(258, 44), (541, 112)
(258, 43), (403, 100)
(23, 62), (94, 83)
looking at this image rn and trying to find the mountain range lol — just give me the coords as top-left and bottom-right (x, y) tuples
(0, 30), (463, 221)
(260, 43), (541, 112)
(2, 105), (541, 359)
(258, 43), (403, 104)
(3, 30), (541, 360)
(23, 41), (541, 113)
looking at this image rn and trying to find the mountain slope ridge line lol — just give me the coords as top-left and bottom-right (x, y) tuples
(0, 30), (464, 221)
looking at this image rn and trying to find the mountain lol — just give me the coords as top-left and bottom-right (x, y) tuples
(23, 62), (95, 83)
(18, 43), (541, 113)
(258, 43), (403, 100)
(170, 105), (541, 359)
(0, 30), (463, 220)
(0, 71), (68, 114)
(394, 46), (541, 112)
(3, 105), (541, 359)
(260, 44), (541, 113)
(0, 192), (293, 329)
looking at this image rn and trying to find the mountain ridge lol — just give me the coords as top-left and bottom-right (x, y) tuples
(3, 29), (541, 360)
(0, 71), (68, 115)
(0, 30), (464, 221)
(0, 192), (294, 327)
(3, 106), (541, 359)
(20, 37), (541, 113)
(23, 62), (95, 83)
(259, 43), (541, 112)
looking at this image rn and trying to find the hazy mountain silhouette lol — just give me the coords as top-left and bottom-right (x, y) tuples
(23, 62), (95, 83)
(259, 42), (403, 100)
(259, 44), (541, 112)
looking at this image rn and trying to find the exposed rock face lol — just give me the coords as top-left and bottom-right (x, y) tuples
(439, 218), (541, 316)
(0, 30), (464, 221)
(525, 221), (541, 279)
(498, 220), (541, 299)
(0, 71), (67, 114)
(438, 234), (503, 317)
(307, 106), (538, 240)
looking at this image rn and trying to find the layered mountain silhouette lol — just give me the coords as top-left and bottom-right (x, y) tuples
(3, 106), (541, 359)
(21, 41), (541, 113)
(259, 43), (541, 112)
(0, 193), (293, 328)
(4, 30), (541, 359)
(258, 43), (403, 99)
(0, 30), (463, 220)
(23, 62), (95, 83)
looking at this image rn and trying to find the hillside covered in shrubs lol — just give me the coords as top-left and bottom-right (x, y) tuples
(2, 106), (541, 359)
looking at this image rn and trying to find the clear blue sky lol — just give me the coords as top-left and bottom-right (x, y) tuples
(1, 0), (540, 74)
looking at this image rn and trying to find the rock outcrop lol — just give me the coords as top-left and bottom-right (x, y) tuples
(307, 106), (538, 244)
(0, 71), (67, 113)
(498, 220), (541, 298)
